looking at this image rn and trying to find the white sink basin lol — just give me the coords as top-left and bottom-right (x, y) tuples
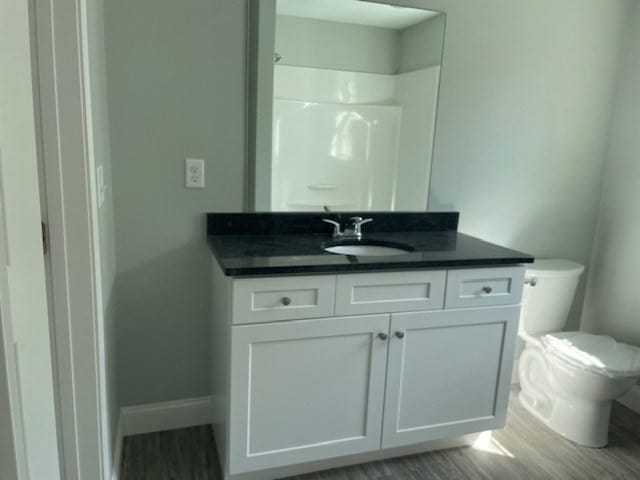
(324, 244), (411, 256)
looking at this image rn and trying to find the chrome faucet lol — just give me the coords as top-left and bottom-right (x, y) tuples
(322, 216), (373, 240)
(345, 217), (373, 239)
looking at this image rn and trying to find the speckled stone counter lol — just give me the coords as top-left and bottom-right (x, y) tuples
(206, 212), (533, 276)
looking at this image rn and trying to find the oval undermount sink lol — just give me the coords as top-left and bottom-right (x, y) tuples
(324, 244), (411, 256)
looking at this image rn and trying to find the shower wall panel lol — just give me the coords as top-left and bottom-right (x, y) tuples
(272, 99), (401, 211)
(272, 65), (401, 211)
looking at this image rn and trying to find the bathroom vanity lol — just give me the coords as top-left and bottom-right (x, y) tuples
(208, 212), (533, 480)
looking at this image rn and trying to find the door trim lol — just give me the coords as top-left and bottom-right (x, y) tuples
(32, 0), (107, 478)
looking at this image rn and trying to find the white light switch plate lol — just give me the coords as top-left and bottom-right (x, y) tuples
(185, 158), (205, 188)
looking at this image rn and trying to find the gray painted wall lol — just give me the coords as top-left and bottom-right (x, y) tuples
(582, 2), (640, 347)
(427, 0), (630, 330)
(276, 15), (399, 74)
(105, 0), (631, 407)
(105, 0), (245, 406)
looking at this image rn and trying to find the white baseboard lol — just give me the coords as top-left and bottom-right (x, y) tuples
(618, 385), (640, 414)
(121, 396), (212, 437)
(111, 415), (123, 480)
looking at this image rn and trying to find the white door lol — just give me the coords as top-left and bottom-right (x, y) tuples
(229, 315), (390, 474)
(0, 146), (21, 480)
(0, 281), (20, 480)
(1, 0), (63, 476)
(382, 306), (519, 449)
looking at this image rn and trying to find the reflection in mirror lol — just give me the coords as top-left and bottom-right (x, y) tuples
(247, 0), (445, 212)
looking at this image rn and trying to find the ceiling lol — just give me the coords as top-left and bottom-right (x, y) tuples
(276, 0), (440, 30)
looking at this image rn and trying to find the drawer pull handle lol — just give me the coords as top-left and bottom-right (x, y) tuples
(377, 332), (388, 341)
(281, 297), (292, 306)
(395, 331), (405, 339)
(482, 286), (493, 294)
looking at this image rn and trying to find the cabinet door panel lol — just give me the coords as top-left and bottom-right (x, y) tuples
(229, 315), (389, 474)
(382, 306), (519, 449)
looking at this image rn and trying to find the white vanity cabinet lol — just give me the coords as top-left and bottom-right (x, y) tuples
(382, 306), (519, 449)
(228, 314), (389, 474)
(211, 262), (524, 480)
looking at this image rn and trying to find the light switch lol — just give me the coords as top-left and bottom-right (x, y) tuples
(185, 158), (205, 188)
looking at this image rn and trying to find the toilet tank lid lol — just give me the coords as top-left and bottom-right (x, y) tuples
(542, 332), (640, 378)
(525, 259), (584, 278)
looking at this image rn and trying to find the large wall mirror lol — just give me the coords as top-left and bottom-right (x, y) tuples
(247, 0), (445, 212)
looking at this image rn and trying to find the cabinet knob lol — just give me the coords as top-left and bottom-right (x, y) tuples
(281, 297), (292, 306)
(377, 332), (388, 341)
(481, 286), (493, 294)
(395, 331), (405, 339)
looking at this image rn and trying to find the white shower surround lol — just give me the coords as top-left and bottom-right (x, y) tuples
(271, 64), (440, 211)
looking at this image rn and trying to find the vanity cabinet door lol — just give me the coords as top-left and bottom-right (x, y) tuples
(228, 315), (390, 475)
(381, 306), (519, 449)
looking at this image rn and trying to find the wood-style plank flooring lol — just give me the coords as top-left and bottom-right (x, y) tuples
(120, 392), (640, 480)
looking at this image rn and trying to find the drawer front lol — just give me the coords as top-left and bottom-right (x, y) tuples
(232, 275), (336, 324)
(335, 271), (446, 316)
(445, 267), (524, 309)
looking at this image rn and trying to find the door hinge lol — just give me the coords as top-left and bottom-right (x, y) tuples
(41, 221), (48, 255)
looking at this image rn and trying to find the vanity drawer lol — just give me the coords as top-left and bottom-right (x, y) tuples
(444, 267), (524, 309)
(232, 275), (336, 324)
(335, 271), (446, 316)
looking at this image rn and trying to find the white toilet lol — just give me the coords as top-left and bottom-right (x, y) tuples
(518, 259), (640, 447)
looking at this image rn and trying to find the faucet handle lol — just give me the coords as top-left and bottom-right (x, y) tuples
(349, 217), (373, 237)
(322, 219), (343, 237)
(350, 217), (373, 228)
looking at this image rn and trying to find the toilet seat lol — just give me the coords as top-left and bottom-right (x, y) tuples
(541, 331), (640, 378)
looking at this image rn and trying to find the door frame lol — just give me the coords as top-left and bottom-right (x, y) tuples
(32, 0), (108, 478)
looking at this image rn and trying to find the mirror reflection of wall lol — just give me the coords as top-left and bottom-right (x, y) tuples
(248, 0), (445, 212)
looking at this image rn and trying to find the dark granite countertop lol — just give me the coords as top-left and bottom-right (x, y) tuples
(206, 212), (533, 277)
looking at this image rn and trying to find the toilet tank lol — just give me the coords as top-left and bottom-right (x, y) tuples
(520, 259), (585, 336)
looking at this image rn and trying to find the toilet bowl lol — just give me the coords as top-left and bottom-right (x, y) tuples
(518, 259), (640, 447)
